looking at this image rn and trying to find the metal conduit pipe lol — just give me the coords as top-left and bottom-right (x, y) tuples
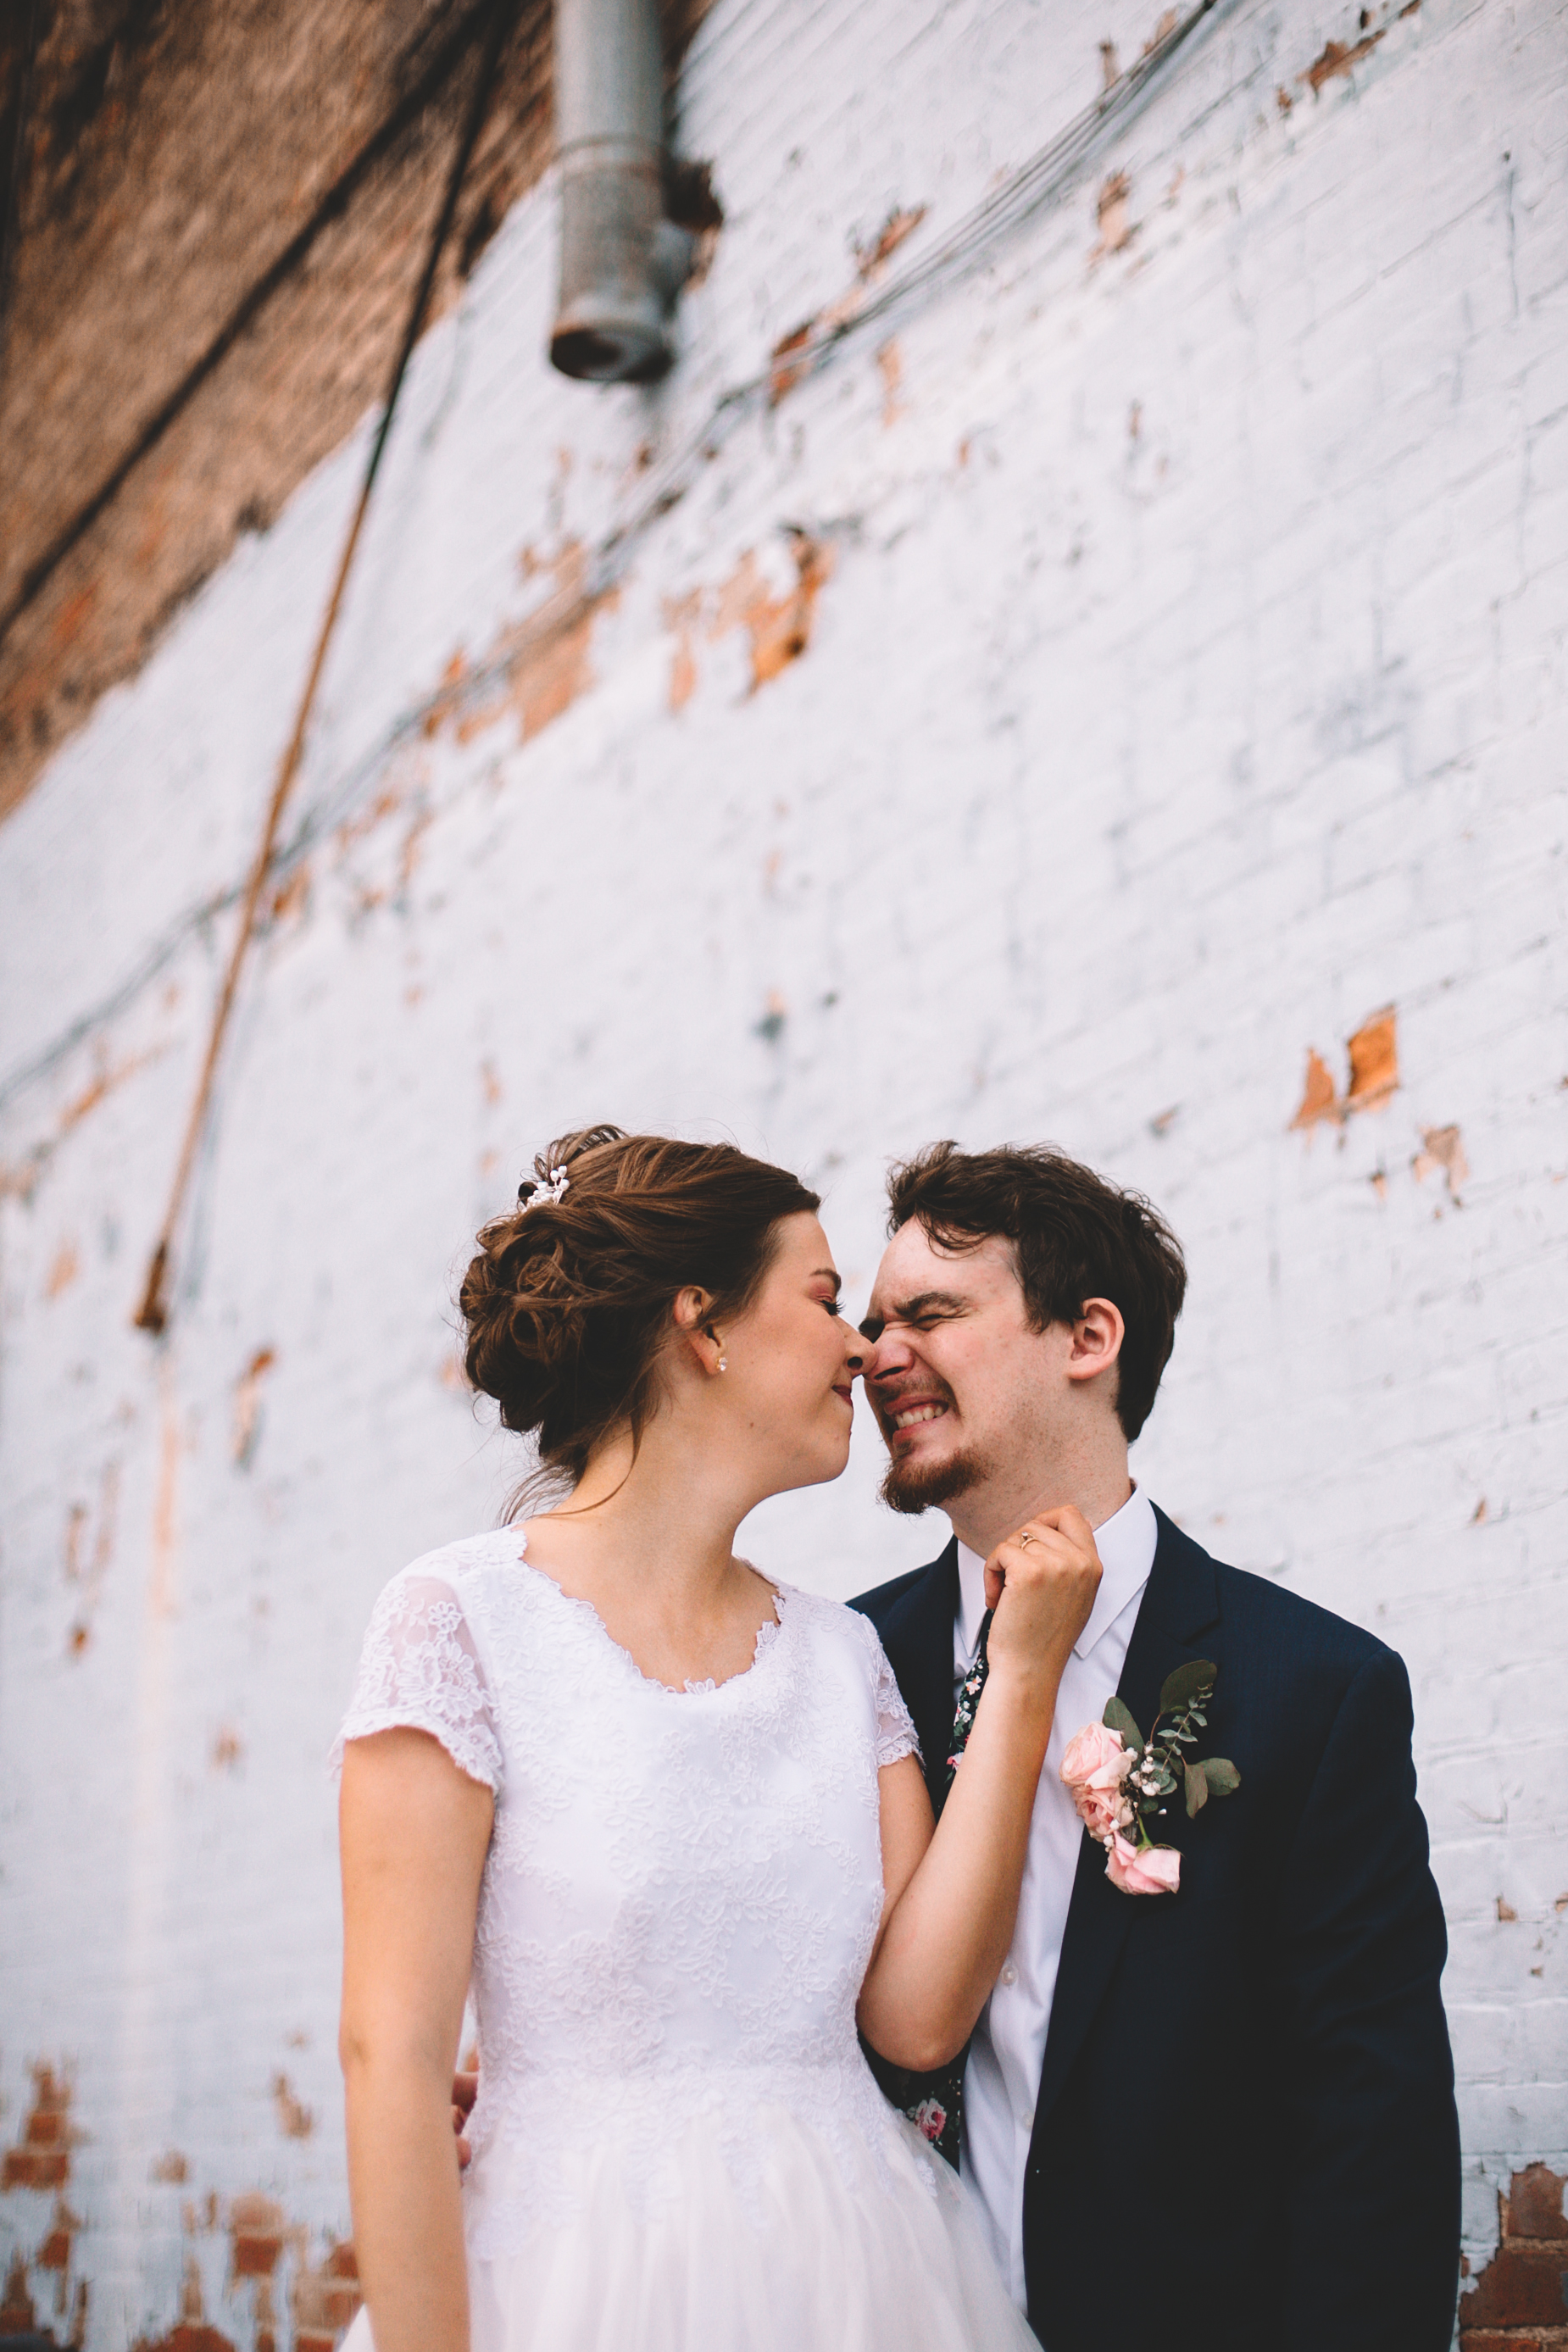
(549, 0), (692, 382)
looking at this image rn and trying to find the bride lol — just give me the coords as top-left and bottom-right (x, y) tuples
(334, 1126), (1101, 2351)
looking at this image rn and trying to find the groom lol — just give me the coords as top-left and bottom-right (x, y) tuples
(849, 1141), (1460, 2351)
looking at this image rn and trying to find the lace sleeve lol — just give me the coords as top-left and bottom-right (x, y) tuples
(331, 1573), (503, 1792)
(848, 1610), (921, 1770)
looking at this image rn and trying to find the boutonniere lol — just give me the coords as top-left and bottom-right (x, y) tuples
(1060, 1660), (1240, 1896)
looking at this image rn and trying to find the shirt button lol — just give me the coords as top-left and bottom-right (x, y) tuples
(999, 1965), (1017, 1987)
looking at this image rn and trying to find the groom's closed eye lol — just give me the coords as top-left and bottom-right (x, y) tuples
(861, 1292), (969, 1343)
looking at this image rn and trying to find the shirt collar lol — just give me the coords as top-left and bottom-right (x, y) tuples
(955, 1485), (1158, 1664)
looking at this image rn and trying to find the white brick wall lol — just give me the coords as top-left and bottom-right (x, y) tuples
(2, 0), (1564, 2338)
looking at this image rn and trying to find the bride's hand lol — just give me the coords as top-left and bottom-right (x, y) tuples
(981, 1506), (1103, 1697)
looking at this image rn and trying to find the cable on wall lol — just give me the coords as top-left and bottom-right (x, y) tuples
(0, 0), (514, 655)
(131, 0), (521, 1337)
(399, 0), (1231, 739)
(2, 0), (1229, 1137)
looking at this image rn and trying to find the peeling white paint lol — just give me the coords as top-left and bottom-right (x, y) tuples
(3, 0), (1565, 2338)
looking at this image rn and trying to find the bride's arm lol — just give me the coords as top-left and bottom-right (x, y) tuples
(340, 1727), (494, 2352)
(856, 1509), (1100, 2072)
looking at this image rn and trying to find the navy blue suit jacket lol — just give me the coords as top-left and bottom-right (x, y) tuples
(852, 1506), (1460, 2350)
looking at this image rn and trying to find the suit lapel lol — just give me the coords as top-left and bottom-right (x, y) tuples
(1031, 1511), (1221, 2130)
(877, 1537), (960, 1815)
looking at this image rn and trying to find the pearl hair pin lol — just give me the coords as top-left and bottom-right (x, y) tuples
(518, 1165), (570, 1211)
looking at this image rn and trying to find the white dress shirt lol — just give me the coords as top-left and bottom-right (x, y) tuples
(953, 1486), (1158, 2307)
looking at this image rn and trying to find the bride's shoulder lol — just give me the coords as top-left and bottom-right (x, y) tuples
(371, 1524), (530, 1614)
(774, 1584), (915, 1760)
(776, 1582), (894, 1666)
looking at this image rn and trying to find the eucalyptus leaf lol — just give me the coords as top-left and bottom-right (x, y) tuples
(1184, 1760), (1209, 1818)
(1202, 1757), (1241, 1797)
(1104, 1696), (1144, 1753)
(1159, 1659), (1218, 1713)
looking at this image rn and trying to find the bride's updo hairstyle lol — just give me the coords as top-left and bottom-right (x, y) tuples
(460, 1125), (820, 1496)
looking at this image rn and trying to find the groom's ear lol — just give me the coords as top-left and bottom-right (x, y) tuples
(1065, 1298), (1125, 1387)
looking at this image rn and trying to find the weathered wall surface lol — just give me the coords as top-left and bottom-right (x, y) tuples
(2, 0), (1565, 2342)
(0, 0), (714, 821)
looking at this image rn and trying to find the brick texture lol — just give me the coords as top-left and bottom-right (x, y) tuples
(1, 0), (1565, 2342)
(0, 0), (713, 820)
(1461, 2166), (1568, 2349)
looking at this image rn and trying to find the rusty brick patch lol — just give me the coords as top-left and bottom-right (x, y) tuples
(1461, 2166), (1568, 2349)
(1, 2062), (76, 2192)
(0, 0), (717, 822)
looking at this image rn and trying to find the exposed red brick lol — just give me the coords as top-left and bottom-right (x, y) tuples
(1460, 2244), (1568, 2329)
(1508, 2166), (1568, 2242)
(0, 2251), (37, 2332)
(422, 545), (618, 751)
(1302, 31), (1385, 92)
(1346, 1006), (1398, 1106)
(45, 1237), (80, 1297)
(853, 203), (927, 275)
(1092, 170), (1135, 259)
(292, 2236), (361, 2339)
(1288, 1010), (1400, 1132)
(1459, 2334), (1568, 2349)
(36, 2194), (81, 2271)
(131, 2328), (238, 2352)
(270, 2073), (314, 2141)
(0, 0), (717, 823)
(1, 2062), (75, 2190)
(769, 202), (925, 404)
(1289, 1046), (1342, 1131)
(663, 590), (702, 713)
(876, 338), (906, 428)
(770, 321), (816, 405)
(709, 537), (835, 691)
(229, 2191), (286, 2279)
(1413, 1122), (1468, 1197)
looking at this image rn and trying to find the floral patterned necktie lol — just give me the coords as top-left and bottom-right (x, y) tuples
(945, 1605), (993, 1785)
(861, 1606), (993, 2170)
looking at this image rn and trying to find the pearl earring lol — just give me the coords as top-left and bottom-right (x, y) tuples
(719, 1357), (728, 1371)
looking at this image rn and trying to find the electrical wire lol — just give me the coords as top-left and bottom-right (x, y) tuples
(0, 0), (511, 653)
(1, 0), (1227, 1137)
(131, 0), (520, 1335)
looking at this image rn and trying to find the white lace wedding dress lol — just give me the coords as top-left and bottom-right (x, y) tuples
(334, 1526), (1037, 2350)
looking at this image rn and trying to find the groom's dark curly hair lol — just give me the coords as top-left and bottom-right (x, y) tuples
(884, 1143), (1187, 1442)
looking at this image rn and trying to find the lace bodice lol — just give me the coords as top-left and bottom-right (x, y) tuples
(336, 1527), (920, 2252)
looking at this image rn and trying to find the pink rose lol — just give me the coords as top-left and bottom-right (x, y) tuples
(1103, 1832), (1181, 1897)
(1059, 1721), (1135, 1841)
(913, 2099), (948, 2143)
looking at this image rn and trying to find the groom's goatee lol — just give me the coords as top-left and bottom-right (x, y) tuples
(880, 1447), (991, 1515)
